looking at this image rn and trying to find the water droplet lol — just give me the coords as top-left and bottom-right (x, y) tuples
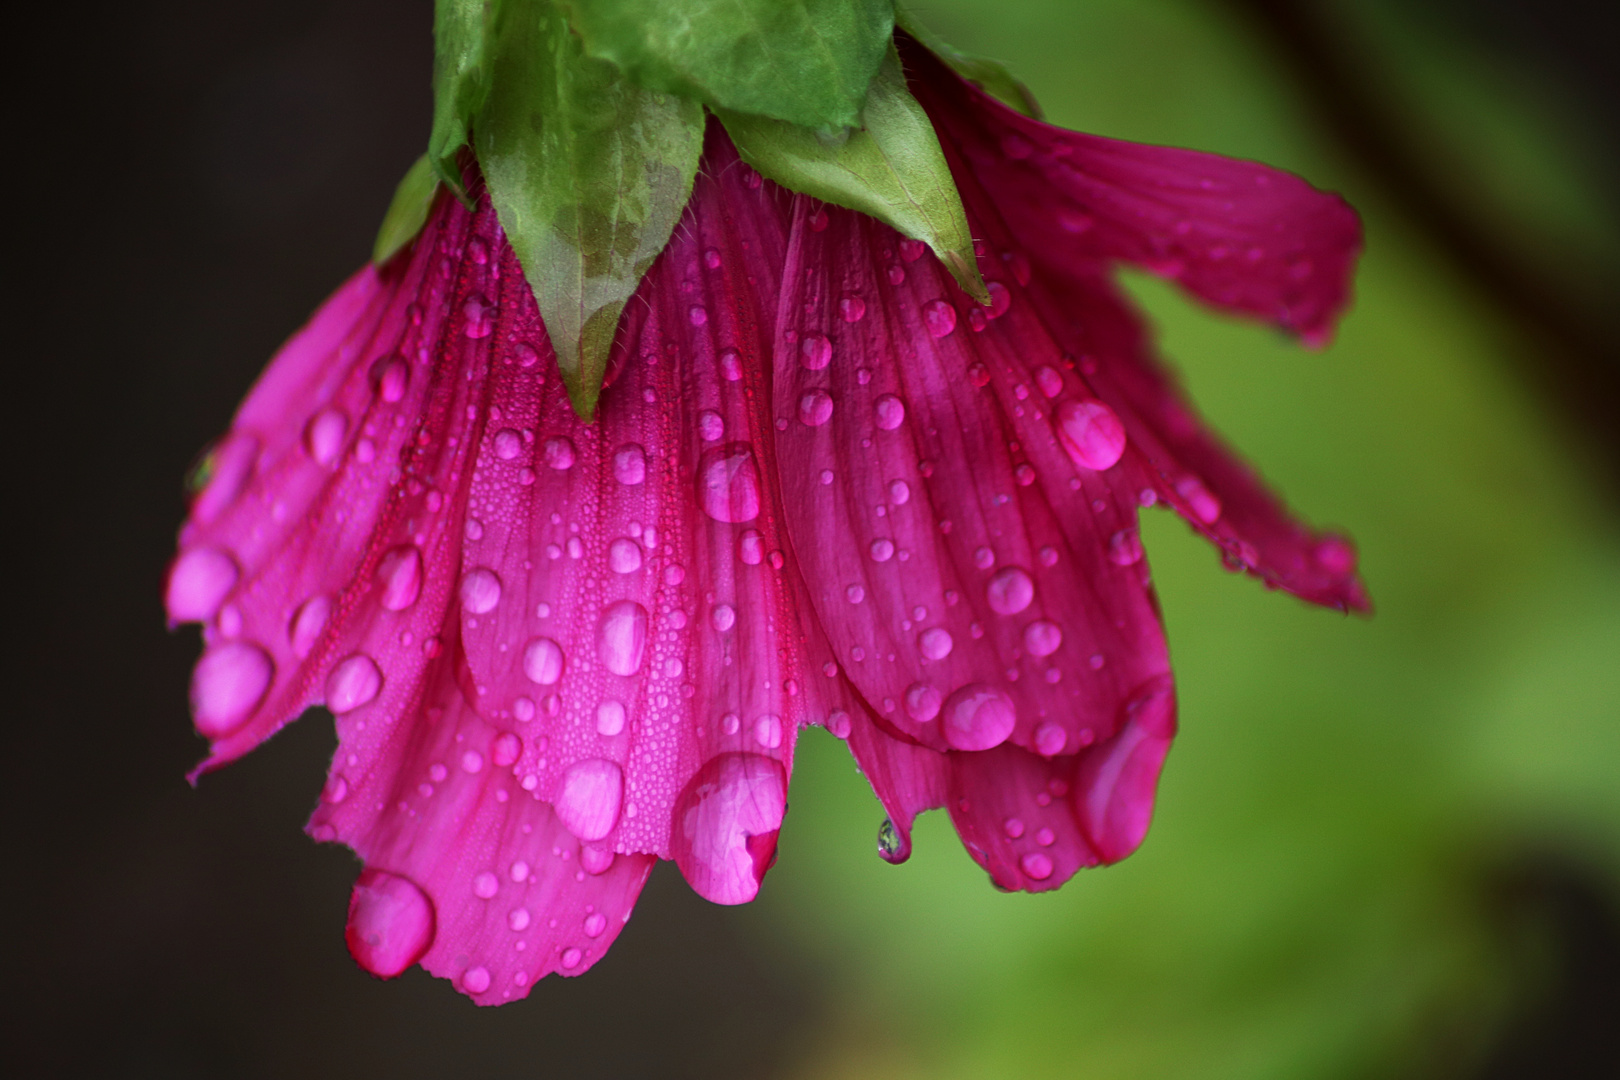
(613, 443), (647, 485)
(1056, 399), (1127, 471)
(718, 348), (743, 381)
(711, 603), (736, 631)
(698, 410), (725, 441)
(1034, 721), (1067, 756)
(461, 750), (484, 774)
(827, 710), (852, 738)
(697, 444), (763, 523)
(1175, 477), (1222, 524)
(460, 567), (503, 613)
(560, 947), (583, 970)
(986, 567), (1035, 615)
(1033, 366), (1064, 399)
(923, 300), (957, 338)
(513, 696), (536, 722)
(904, 683), (942, 721)
(737, 530), (764, 565)
(873, 394), (906, 431)
(345, 869), (435, 978)
(1003, 817), (1026, 839)
(584, 912), (607, 937)
(941, 684), (1017, 751)
(544, 437), (577, 471)
(473, 871), (499, 899)
(190, 642), (273, 736)
(877, 817), (909, 864)
(840, 295), (867, 322)
(556, 758), (624, 842)
(797, 388), (834, 426)
(463, 295), (496, 339)
(492, 428), (523, 460)
(166, 547), (239, 623)
(597, 600), (648, 676)
(845, 584), (865, 604)
(509, 907), (531, 931)
(919, 628), (954, 660)
(493, 732), (522, 767)
(1023, 620), (1063, 657)
(305, 408), (348, 466)
(1108, 529), (1143, 566)
(986, 281), (1012, 318)
(799, 333), (832, 370)
(376, 545), (423, 611)
(869, 539), (895, 563)
(580, 847), (616, 875)
(522, 637), (566, 685)
(673, 754), (787, 905)
(608, 538), (643, 574)
(753, 714), (783, 748)
(597, 699), (627, 736)
(462, 965), (491, 993)
(1020, 852), (1054, 881)
(326, 654), (382, 714)
(688, 305), (709, 326)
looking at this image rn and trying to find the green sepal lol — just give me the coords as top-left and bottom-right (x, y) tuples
(477, 0), (705, 420)
(372, 155), (441, 266)
(894, 2), (1043, 120)
(717, 44), (990, 305)
(428, 0), (496, 205)
(559, 0), (893, 131)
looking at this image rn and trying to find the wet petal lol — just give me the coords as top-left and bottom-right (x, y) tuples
(946, 743), (1100, 892)
(903, 34), (1362, 344)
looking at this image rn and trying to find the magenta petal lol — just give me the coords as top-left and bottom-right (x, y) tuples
(947, 744), (1100, 892)
(1074, 674), (1177, 862)
(903, 35), (1362, 344)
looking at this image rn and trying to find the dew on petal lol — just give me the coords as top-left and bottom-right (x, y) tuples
(166, 547), (239, 623)
(919, 627), (954, 660)
(1056, 399), (1127, 471)
(597, 600), (648, 676)
(986, 566), (1035, 615)
(522, 637), (566, 685)
(596, 699), (627, 736)
(873, 394), (906, 431)
(986, 281), (1012, 318)
(1003, 817), (1026, 839)
(492, 428), (523, 460)
(869, 539), (895, 563)
(473, 871), (499, 898)
(698, 410), (725, 442)
(697, 444), (763, 523)
(1021, 852), (1054, 881)
(1033, 367), (1064, 399)
(580, 847), (615, 875)
(672, 753), (787, 905)
(459, 567), (503, 613)
(191, 643), (273, 737)
(839, 295), (866, 322)
(509, 907), (531, 931)
(799, 334), (832, 370)
(923, 300), (957, 338)
(608, 538), (643, 574)
(584, 912), (608, 937)
(304, 408), (348, 466)
(798, 388), (834, 426)
(711, 603), (736, 631)
(1034, 721), (1067, 756)
(492, 732), (522, 767)
(753, 714), (783, 749)
(737, 530), (765, 565)
(904, 682), (942, 722)
(941, 684), (1017, 751)
(373, 357), (410, 402)
(888, 479), (910, 505)
(544, 437), (577, 470)
(376, 545), (424, 611)
(555, 758), (624, 842)
(613, 443), (647, 485)
(326, 654), (382, 714)
(1175, 477), (1223, 524)
(1024, 619), (1064, 658)
(462, 966), (491, 993)
(1108, 529), (1144, 566)
(718, 348), (743, 381)
(345, 869), (435, 978)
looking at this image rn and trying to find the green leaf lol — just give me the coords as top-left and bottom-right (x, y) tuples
(717, 44), (990, 305)
(428, 0), (495, 204)
(893, 2), (1042, 120)
(372, 155), (440, 265)
(477, 0), (705, 420)
(559, 0), (893, 130)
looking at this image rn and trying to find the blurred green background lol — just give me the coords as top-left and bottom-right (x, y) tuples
(9, 1), (1616, 1077)
(742, 1), (1620, 1077)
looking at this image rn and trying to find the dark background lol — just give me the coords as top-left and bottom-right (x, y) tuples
(5, 1), (1616, 1077)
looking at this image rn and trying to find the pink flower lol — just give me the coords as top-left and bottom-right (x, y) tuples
(167, 41), (1364, 1003)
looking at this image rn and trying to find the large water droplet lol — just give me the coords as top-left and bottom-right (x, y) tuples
(596, 699), (626, 736)
(613, 443), (647, 485)
(672, 753), (786, 905)
(1056, 399), (1127, 471)
(797, 389), (834, 427)
(753, 714), (782, 749)
(345, 869), (435, 978)
(327, 654), (383, 713)
(877, 817), (910, 864)
(376, 545), (423, 611)
(522, 637), (565, 685)
(923, 300), (957, 338)
(941, 684), (1017, 751)
(698, 410), (725, 442)
(304, 408), (348, 466)
(555, 758), (624, 841)
(191, 642), (273, 737)
(986, 566), (1034, 615)
(873, 395), (906, 431)
(869, 538), (895, 563)
(584, 912), (608, 938)
(289, 594), (332, 658)
(166, 547), (238, 623)
(608, 538), (643, 574)
(492, 428), (523, 460)
(597, 600), (648, 676)
(696, 444), (762, 523)
(904, 683), (942, 721)
(799, 334), (832, 370)
(459, 567), (503, 614)
(544, 437), (577, 470)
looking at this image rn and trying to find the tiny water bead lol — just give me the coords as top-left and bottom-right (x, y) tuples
(753, 714), (783, 749)
(698, 410), (725, 441)
(1034, 721), (1067, 756)
(191, 643), (273, 737)
(473, 871), (500, 898)
(345, 869), (435, 979)
(597, 600), (649, 676)
(869, 538), (895, 563)
(522, 637), (566, 685)
(555, 758), (624, 842)
(1174, 477), (1223, 524)
(877, 817), (908, 863)
(462, 966), (492, 994)
(459, 567), (503, 614)
(697, 444), (763, 523)
(326, 654), (383, 714)
(888, 479), (910, 505)
(304, 408), (348, 466)
(492, 732), (523, 767)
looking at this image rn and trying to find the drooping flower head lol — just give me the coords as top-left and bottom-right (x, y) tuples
(168, 1), (1365, 1003)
